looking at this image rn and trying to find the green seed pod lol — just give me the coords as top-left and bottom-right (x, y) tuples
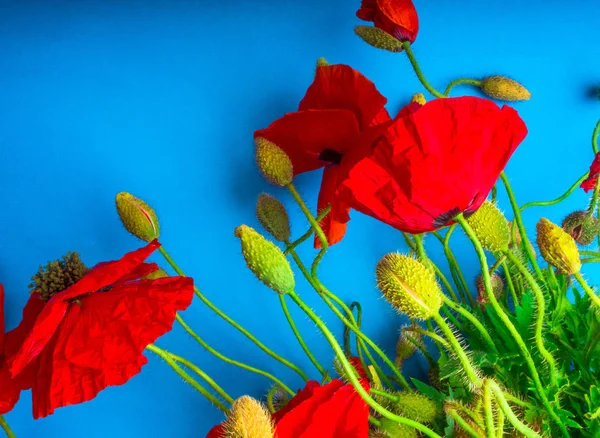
(480, 76), (531, 101)
(466, 201), (510, 252)
(116, 192), (160, 242)
(394, 392), (440, 424)
(395, 326), (422, 366)
(475, 273), (504, 303)
(354, 26), (405, 52)
(143, 268), (169, 280)
(376, 254), (443, 320)
(256, 194), (291, 242)
(254, 137), (293, 187)
(235, 225), (295, 294)
(536, 218), (581, 275)
(562, 210), (599, 246)
(374, 418), (418, 438)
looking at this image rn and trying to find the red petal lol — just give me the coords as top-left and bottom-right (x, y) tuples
(255, 110), (361, 175)
(315, 166), (348, 248)
(356, 0), (378, 21)
(299, 64), (389, 130)
(206, 424), (225, 438)
(581, 152), (600, 193)
(0, 367), (20, 415)
(272, 380), (322, 422)
(30, 276), (194, 418)
(376, 0), (419, 42)
(0, 284), (4, 352)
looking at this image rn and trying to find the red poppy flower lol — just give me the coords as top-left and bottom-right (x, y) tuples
(8, 241), (194, 419)
(335, 96), (528, 234)
(357, 0), (419, 44)
(581, 152), (600, 192)
(207, 377), (370, 438)
(255, 64), (390, 247)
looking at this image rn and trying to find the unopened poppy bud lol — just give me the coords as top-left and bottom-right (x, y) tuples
(376, 254), (443, 320)
(254, 137), (293, 187)
(411, 93), (426, 105)
(116, 192), (160, 242)
(256, 194), (291, 242)
(466, 201), (510, 252)
(354, 26), (405, 53)
(428, 364), (442, 389)
(476, 273), (504, 303)
(235, 225), (295, 294)
(536, 218), (581, 275)
(376, 418), (418, 438)
(395, 326), (421, 365)
(316, 57), (329, 67)
(223, 396), (275, 438)
(562, 211), (599, 246)
(480, 76), (531, 101)
(394, 392), (440, 424)
(144, 268), (169, 280)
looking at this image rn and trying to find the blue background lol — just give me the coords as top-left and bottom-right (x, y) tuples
(1, 0), (599, 436)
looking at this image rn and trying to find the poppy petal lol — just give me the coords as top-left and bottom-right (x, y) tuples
(581, 152), (600, 193)
(315, 166), (348, 248)
(206, 424), (225, 438)
(376, 0), (419, 42)
(0, 284), (4, 352)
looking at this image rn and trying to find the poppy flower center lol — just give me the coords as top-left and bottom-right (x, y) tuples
(318, 149), (343, 165)
(29, 252), (90, 302)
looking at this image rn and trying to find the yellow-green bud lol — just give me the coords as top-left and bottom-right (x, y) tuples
(562, 211), (599, 246)
(354, 26), (405, 53)
(223, 396), (274, 438)
(480, 76), (531, 101)
(316, 57), (329, 67)
(376, 418), (418, 438)
(411, 93), (426, 105)
(256, 194), (291, 242)
(235, 225), (294, 294)
(395, 325), (422, 365)
(536, 218), (581, 275)
(254, 137), (293, 186)
(466, 201), (510, 252)
(376, 254), (443, 320)
(144, 268), (169, 280)
(394, 392), (440, 424)
(116, 192), (160, 242)
(475, 273), (504, 303)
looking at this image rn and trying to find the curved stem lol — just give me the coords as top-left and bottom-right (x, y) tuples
(444, 78), (482, 96)
(504, 251), (558, 384)
(0, 417), (15, 438)
(593, 119), (600, 154)
(279, 294), (328, 379)
(456, 215), (569, 437)
(175, 315), (295, 396)
(483, 380), (496, 438)
(342, 301), (373, 384)
(146, 344), (229, 414)
(442, 295), (497, 353)
(496, 408), (505, 438)
(402, 41), (445, 99)
(166, 350), (234, 404)
(502, 261), (519, 306)
(158, 246), (308, 382)
(489, 381), (542, 438)
(440, 227), (473, 305)
(448, 410), (481, 438)
(287, 290), (442, 438)
(409, 326), (450, 350)
(284, 207), (330, 254)
(574, 272), (600, 309)
(520, 173), (587, 211)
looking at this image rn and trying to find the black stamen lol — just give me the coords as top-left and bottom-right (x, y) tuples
(318, 149), (343, 165)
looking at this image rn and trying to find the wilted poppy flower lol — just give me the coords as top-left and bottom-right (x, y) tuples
(581, 152), (600, 192)
(207, 377), (370, 438)
(8, 241), (194, 419)
(357, 0), (419, 44)
(336, 96), (528, 234)
(255, 63), (390, 247)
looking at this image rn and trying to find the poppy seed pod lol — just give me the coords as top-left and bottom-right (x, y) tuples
(254, 137), (293, 187)
(354, 26), (405, 52)
(466, 201), (510, 253)
(395, 326), (422, 365)
(394, 392), (440, 424)
(536, 218), (581, 275)
(411, 93), (426, 105)
(143, 268), (169, 280)
(235, 225), (295, 294)
(376, 418), (418, 438)
(475, 273), (504, 303)
(116, 192), (160, 242)
(562, 211), (599, 246)
(223, 396), (275, 438)
(256, 194), (291, 242)
(376, 254), (443, 320)
(481, 76), (531, 101)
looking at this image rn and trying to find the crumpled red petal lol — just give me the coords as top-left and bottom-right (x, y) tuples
(315, 166), (349, 248)
(581, 152), (600, 192)
(357, 0), (419, 43)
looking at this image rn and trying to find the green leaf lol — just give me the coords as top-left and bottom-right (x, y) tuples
(515, 289), (536, 336)
(411, 378), (446, 403)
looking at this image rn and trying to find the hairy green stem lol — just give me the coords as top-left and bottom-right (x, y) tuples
(502, 261), (519, 306)
(483, 380), (496, 438)
(593, 119), (600, 154)
(520, 173), (587, 211)
(574, 272), (600, 309)
(489, 381), (542, 438)
(0, 417), (15, 438)
(444, 78), (482, 96)
(284, 207), (330, 254)
(402, 41), (445, 99)
(442, 295), (497, 353)
(448, 410), (481, 438)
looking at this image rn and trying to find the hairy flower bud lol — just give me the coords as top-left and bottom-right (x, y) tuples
(411, 93), (426, 105)
(394, 392), (440, 424)
(466, 201), (510, 252)
(116, 192), (160, 242)
(475, 273), (504, 303)
(354, 26), (405, 52)
(562, 211), (599, 246)
(256, 194), (291, 242)
(480, 76), (531, 101)
(235, 225), (294, 294)
(223, 396), (275, 438)
(254, 137), (293, 186)
(395, 325), (422, 365)
(376, 254), (443, 320)
(536, 218), (581, 275)
(375, 418), (418, 438)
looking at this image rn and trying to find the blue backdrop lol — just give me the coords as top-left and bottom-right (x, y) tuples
(1, 0), (599, 436)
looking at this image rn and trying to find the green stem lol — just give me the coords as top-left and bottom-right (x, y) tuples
(573, 272), (600, 309)
(588, 178), (600, 217)
(504, 250), (558, 384)
(405, 332), (436, 366)
(443, 78), (482, 96)
(502, 261), (519, 306)
(456, 215), (569, 438)
(593, 119), (600, 154)
(402, 41), (445, 99)
(284, 207), (330, 254)
(166, 350), (234, 404)
(0, 417), (15, 438)
(496, 402), (505, 438)
(175, 315), (295, 396)
(489, 381), (542, 438)
(483, 380), (496, 438)
(343, 301), (376, 385)
(448, 410), (482, 438)
(442, 295), (498, 353)
(158, 246), (308, 382)
(279, 294), (328, 379)
(408, 326), (450, 350)
(440, 227), (473, 306)
(287, 290), (442, 438)
(503, 391), (535, 409)
(371, 388), (399, 402)
(146, 344), (229, 414)
(520, 173), (587, 211)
